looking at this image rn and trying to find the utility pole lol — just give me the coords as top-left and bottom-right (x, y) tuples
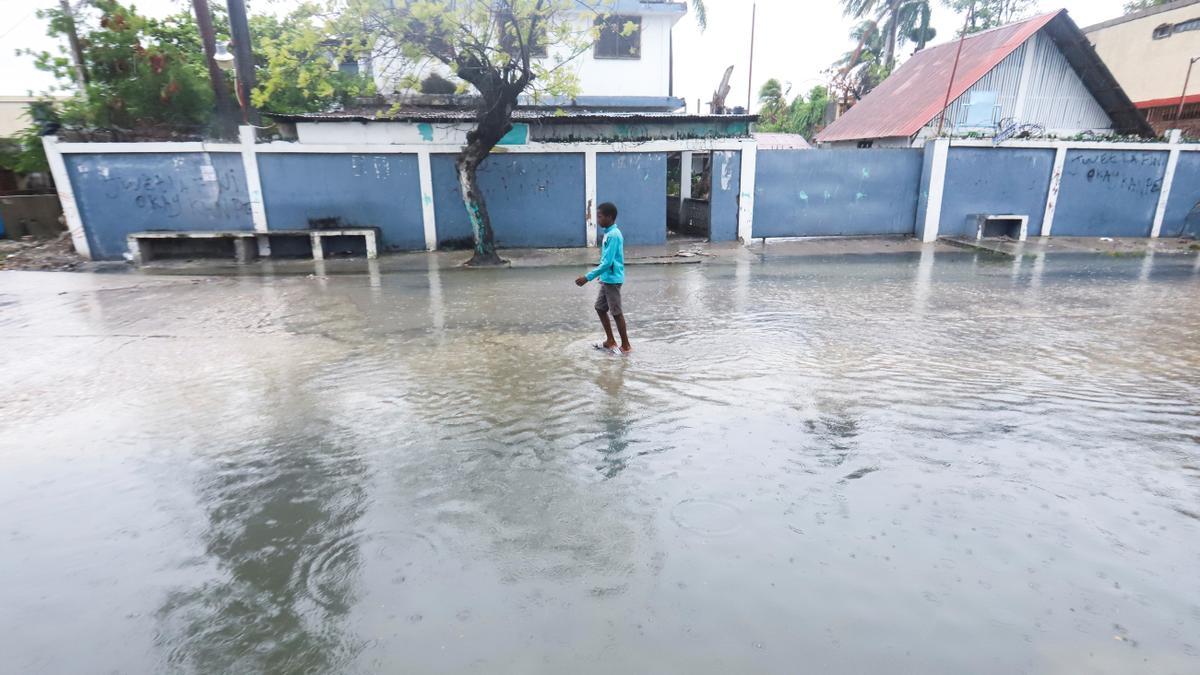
(746, 3), (756, 111)
(59, 0), (89, 103)
(936, 1), (974, 137)
(193, 0), (237, 137)
(225, 0), (258, 124)
(1176, 56), (1199, 126)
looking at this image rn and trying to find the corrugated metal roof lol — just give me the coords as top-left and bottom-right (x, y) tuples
(1138, 92), (1200, 108)
(1082, 0), (1200, 33)
(753, 133), (811, 149)
(817, 11), (1060, 143)
(817, 10), (1152, 142)
(267, 109), (756, 124)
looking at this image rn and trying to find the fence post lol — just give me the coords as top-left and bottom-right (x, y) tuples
(40, 135), (92, 259)
(737, 140), (757, 243)
(417, 150), (438, 251)
(1040, 142), (1068, 237)
(1151, 129), (1182, 239)
(238, 126), (269, 255)
(918, 137), (949, 243)
(585, 149), (598, 247)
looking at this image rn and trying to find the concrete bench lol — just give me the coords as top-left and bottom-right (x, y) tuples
(266, 228), (379, 261)
(127, 231), (259, 265)
(128, 228), (379, 264)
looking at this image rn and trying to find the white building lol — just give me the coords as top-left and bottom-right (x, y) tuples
(558, 0), (686, 108)
(379, 0), (688, 111)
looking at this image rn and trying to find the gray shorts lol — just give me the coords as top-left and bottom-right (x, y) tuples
(594, 282), (623, 316)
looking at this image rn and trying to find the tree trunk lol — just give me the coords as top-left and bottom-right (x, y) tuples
(884, 0), (901, 71)
(456, 143), (504, 266)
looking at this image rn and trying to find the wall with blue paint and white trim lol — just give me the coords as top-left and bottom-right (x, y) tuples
(258, 153), (426, 251)
(596, 152), (667, 246)
(1050, 149), (1168, 238)
(752, 149), (923, 238)
(64, 152), (252, 260)
(1161, 152), (1200, 239)
(939, 147), (1055, 237)
(40, 127), (1200, 262)
(431, 153), (587, 249)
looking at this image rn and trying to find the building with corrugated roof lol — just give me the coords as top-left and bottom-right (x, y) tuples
(816, 10), (1152, 148)
(1083, 0), (1200, 136)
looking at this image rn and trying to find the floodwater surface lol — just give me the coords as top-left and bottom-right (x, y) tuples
(2, 248), (1199, 674)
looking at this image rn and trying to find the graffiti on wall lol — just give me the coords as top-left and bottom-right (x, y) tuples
(76, 158), (250, 221)
(1067, 151), (1165, 198)
(350, 155), (393, 179)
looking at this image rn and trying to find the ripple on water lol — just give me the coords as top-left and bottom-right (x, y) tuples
(670, 499), (742, 537)
(295, 530), (438, 612)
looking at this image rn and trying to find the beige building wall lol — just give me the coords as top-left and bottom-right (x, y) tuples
(0, 97), (39, 138)
(1085, 1), (1200, 104)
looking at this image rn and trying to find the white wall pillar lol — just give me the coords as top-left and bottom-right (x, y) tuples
(920, 138), (950, 243)
(238, 126), (270, 255)
(585, 149), (598, 247)
(679, 150), (693, 202)
(1040, 143), (1068, 237)
(417, 150), (438, 250)
(1151, 130), (1183, 239)
(736, 141), (757, 243)
(40, 135), (91, 259)
(238, 126), (268, 231)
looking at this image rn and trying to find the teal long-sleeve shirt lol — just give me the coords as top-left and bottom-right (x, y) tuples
(586, 225), (625, 284)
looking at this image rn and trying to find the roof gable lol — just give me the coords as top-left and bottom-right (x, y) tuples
(816, 11), (1153, 143)
(818, 11), (1058, 143)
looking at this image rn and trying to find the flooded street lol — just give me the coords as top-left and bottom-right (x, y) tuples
(2, 247), (1199, 674)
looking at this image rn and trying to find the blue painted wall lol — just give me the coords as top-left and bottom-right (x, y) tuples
(752, 149), (922, 238)
(596, 152), (666, 246)
(257, 153), (425, 251)
(1161, 151), (1200, 239)
(431, 153), (586, 248)
(65, 153), (251, 260)
(1051, 149), (1168, 237)
(940, 147), (1055, 237)
(710, 150), (741, 242)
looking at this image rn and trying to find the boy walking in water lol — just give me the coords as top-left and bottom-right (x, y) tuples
(576, 202), (631, 354)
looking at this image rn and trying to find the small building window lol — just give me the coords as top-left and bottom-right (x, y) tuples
(857, 140), (874, 149)
(594, 15), (641, 59)
(1175, 18), (1200, 33)
(1152, 23), (1172, 39)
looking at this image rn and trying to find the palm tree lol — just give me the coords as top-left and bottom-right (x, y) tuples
(757, 78), (788, 128)
(690, 0), (707, 30)
(841, 0), (931, 70)
(900, 1), (935, 50)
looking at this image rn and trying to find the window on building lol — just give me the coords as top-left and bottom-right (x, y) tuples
(594, 15), (641, 59)
(1175, 18), (1200, 33)
(1152, 23), (1172, 39)
(857, 140), (874, 149)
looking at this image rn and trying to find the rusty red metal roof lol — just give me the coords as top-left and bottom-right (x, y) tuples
(1136, 93), (1200, 109)
(817, 11), (1061, 143)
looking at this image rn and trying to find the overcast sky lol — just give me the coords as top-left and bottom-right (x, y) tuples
(0, 0), (1131, 110)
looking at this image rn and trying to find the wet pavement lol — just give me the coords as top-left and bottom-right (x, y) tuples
(2, 247), (1199, 674)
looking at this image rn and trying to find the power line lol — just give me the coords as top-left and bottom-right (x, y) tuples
(0, 11), (34, 39)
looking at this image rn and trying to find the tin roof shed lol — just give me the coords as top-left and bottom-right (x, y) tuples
(817, 10), (1152, 144)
